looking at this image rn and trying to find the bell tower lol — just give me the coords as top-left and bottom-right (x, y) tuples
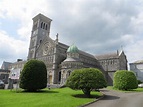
(28, 13), (52, 60)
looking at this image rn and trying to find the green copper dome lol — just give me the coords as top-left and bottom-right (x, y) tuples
(67, 44), (78, 53)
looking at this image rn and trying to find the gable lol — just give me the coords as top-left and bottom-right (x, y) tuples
(119, 51), (127, 62)
(36, 36), (56, 58)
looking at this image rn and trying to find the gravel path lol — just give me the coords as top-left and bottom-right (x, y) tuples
(85, 89), (143, 107)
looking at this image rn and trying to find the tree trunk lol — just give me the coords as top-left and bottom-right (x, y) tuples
(82, 88), (91, 97)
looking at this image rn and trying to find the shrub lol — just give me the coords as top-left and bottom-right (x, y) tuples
(137, 80), (142, 84)
(113, 70), (138, 90)
(66, 68), (107, 97)
(20, 59), (47, 91)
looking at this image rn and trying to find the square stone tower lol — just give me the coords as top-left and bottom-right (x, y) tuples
(28, 13), (52, 60)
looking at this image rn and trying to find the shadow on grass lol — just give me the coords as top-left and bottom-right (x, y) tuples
(72, 94), (101, 99)
(15, 89), (59, 94)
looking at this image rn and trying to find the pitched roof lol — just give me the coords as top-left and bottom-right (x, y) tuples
(132, 60), (143, 64)
(95, 52), (119, 60)
(58, 42), (69, 49)
(58, 42), (96, 59)
(1, 61), (12, 70)
(0, 69), (10, 72)
(63, 57), (80, 62)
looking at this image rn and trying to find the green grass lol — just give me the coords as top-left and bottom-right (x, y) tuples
(107, 86), (143, 92)
(0, 88), (103, 107)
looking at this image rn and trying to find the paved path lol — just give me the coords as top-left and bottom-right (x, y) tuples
(85, 89), (143, 107)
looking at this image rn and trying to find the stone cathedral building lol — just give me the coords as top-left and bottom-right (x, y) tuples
(7, 13), (128, 85)
(27, 13), (105, 84)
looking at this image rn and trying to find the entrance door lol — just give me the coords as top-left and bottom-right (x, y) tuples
(49, 75), (52, 84)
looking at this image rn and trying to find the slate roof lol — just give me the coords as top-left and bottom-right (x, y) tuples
(132, 60), (143, 64)
(1, 61), (12, 70)
(58, 42), (96, 59)
(0, 69), (10, 72)
(95, 52), (119, 60)
(58, 42), (69, 48)
(63, 57), (80, 62)
(12, 60), (27, 64)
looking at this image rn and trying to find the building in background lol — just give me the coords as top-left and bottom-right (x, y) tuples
(130, 60), (143, 82)
(8, 59), (26, 71)
(0, 61), (11, 83)
(95, 51), (128, 85)
(1, 61), (12, 70)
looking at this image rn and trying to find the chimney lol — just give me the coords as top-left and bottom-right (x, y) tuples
(17, 59), (23, 62)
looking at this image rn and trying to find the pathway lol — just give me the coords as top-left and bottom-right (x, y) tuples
(85, 89), (143, 107)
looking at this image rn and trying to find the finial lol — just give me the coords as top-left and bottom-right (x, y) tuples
(55, 33), (59, 43)
(121, 45), (124, 52)
(56, 33), (58, 40)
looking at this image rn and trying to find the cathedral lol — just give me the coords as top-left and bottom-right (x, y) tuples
(7, 13), (127, 85)
(27, 13), (105, 84)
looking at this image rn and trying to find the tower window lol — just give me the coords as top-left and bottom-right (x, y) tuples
(45, 24), (47, 30)
(43, 23), (45, 29)
(41, 22), (43, 28)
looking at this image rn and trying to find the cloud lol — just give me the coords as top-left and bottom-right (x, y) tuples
(125, 39), (143, 63)
(0, 0), (143, 66)
(0, 30), (28, 65)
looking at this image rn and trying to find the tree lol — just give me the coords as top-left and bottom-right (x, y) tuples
(20, 59), (47, 91)
(66, 68), (107, 97)
(113, 70), (138, 90)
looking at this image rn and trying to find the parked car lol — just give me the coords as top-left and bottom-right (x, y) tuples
(0, 80), (5, 89)
(138, 83), (143, 88)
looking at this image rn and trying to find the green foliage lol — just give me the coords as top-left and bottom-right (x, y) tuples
(20, 59), (47, 91)
(137, 80), (142, 84)
(113, 70), (138, 90)
(66, 68), (107, 97)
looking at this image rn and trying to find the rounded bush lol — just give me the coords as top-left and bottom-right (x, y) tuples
(113, 70), (138, 90)
(20, 59), (47, 91)
(66, 68), (107, 97)
(137, 80), (142, 84)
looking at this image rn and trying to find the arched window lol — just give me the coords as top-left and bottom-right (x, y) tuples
(45, 24), (47, 30)
(41, 22), (43, 28)
(43, 23), (45, 29)
(68, 70), (71, 76)
(40, 40), (42, 44)
(58, 71), (61, 82)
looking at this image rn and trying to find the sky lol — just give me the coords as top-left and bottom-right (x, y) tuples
(0, 0), (143, 67)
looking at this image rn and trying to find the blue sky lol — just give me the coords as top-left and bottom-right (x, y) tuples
(0, 18), (20, 38)
(0, 0), (143, 67)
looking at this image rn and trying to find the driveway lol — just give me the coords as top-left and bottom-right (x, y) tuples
(85, 89), (143, 107)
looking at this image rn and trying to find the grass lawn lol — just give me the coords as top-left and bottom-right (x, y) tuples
(107, 86), (143, 92)
(0, 87), (103, 107)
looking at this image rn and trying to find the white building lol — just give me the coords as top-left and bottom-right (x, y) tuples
(130, 60), (143, 81)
